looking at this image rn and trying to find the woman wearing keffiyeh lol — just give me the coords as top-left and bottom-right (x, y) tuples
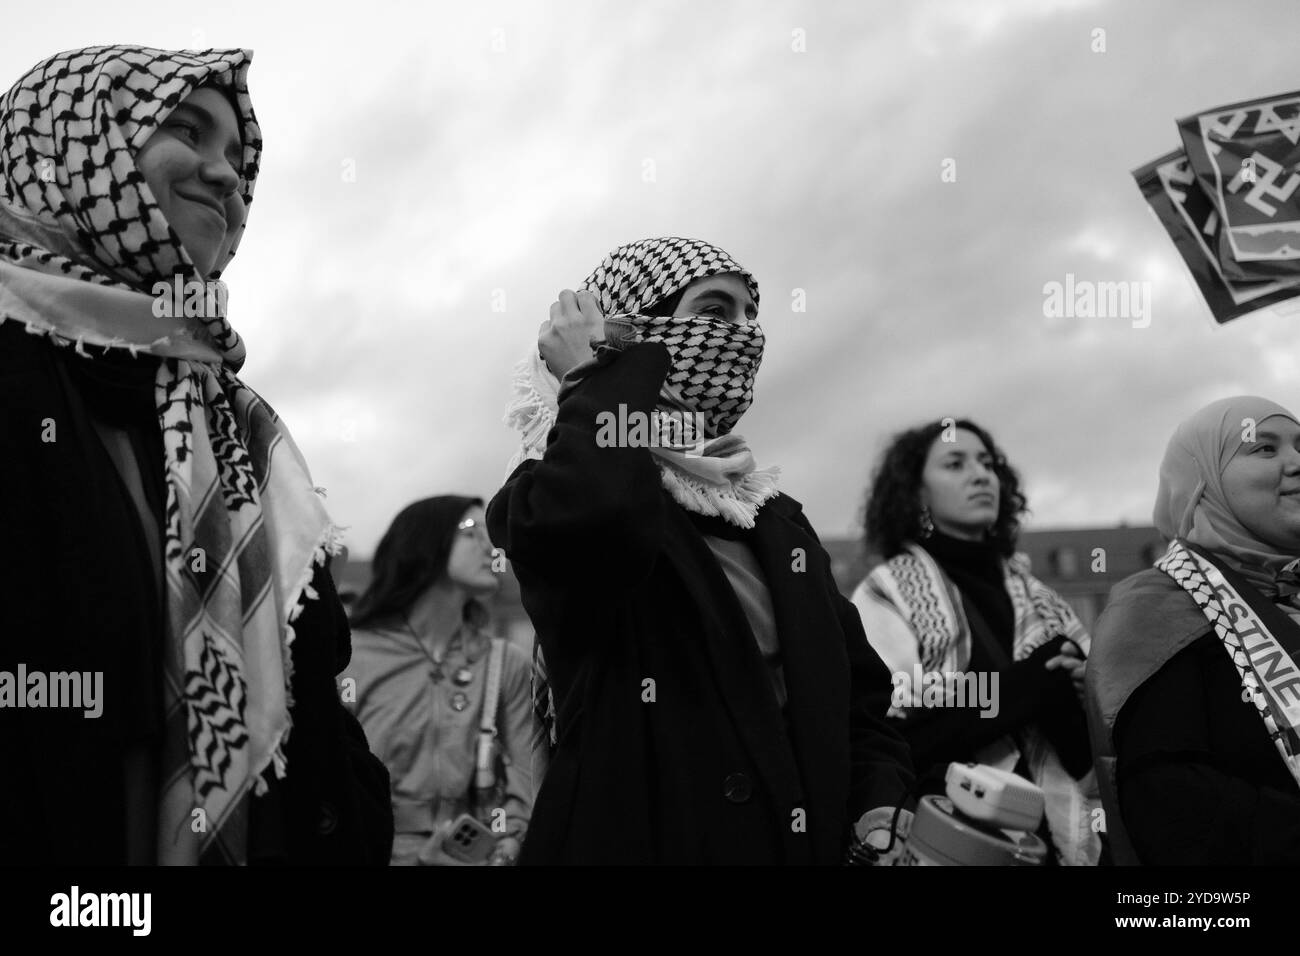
(0, 45), (392, 865)
(489, 237), (914, 864)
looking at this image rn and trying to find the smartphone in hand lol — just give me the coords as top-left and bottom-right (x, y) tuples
(441, 814), (497, 865)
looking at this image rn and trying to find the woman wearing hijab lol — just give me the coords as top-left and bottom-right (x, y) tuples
(343, 496), (535, 866)
(1088, 396), (1300, 865)
(851, 419), (1101, 866)
(489, 237), (914, 865)
(0, 46), (391, 865)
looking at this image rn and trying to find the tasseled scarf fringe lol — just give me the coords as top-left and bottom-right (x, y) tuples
(656, 458), (780, 530)
(259, 518), (346, 795)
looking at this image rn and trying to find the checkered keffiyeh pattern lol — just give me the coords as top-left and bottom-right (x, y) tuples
(1, 44), (260, 295)
(867, 544), (1101, 865)
(0, 47), (331, 865)
(580, 237), (763, 437)
(1157, 541), (1300, 790)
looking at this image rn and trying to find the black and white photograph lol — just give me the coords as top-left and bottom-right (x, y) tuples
(1, 0), (1297, 937)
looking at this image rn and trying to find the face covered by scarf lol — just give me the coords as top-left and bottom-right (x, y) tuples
(0, 46), (337, 864)
(582, 236), (764, 438)
(505, 236), (780, 528)
(1154, 395), (1300, 599)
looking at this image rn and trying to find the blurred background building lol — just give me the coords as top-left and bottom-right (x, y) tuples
(335, 523), (1165, 646)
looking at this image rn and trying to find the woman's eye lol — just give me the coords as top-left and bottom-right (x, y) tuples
(168, 120), (200, 143)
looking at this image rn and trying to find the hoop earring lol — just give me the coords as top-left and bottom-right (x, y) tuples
(919, 506), (935, 539)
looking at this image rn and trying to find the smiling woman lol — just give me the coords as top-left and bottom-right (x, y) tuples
(134, 86), (247, 278)
(1087, 396), (1300, 865)
(0, 45), (392, 866)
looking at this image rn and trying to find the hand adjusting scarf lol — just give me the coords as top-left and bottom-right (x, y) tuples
(0, 45), (338, 864)
(505, 236), (780, 529)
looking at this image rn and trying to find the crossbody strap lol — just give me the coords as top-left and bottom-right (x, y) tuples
(481, 637), (506, 736)
(475, 638), (508, 792)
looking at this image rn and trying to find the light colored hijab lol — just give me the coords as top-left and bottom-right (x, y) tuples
(1153, 395), (1300, 597)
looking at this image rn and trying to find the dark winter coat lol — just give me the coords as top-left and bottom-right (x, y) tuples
(0, 319), (393, 865)
(488, 342), (914, 864)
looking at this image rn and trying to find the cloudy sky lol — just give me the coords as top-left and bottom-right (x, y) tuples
(6, 0), (1300, 555)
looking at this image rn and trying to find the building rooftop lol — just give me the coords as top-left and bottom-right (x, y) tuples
(336, 524), (1165, 636)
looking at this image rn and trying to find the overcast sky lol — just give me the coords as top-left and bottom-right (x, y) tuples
(6, 0), (1300, 554)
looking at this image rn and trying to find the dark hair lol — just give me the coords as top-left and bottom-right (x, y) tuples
(350, 495), (488, 631)
(863, 419), (1027, 560)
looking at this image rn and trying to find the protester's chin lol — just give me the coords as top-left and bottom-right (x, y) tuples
(174, 221), (223, 276)
(1265, 519), (1300, 552)
(962, 505), (998, 529)
(470, 572), (502, 594)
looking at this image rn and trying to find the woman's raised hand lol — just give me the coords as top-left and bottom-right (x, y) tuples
(538, 289), (605, 380)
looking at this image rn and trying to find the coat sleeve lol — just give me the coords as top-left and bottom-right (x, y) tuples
(836, 592), (917, 818)
(1116, 633), (1300, 864)
(892, 640), (1078, 778)
(785, 512), (915, 819)
(851, 573), (1082, 779)
(278, 560), (395, 865)
(486, 343), (670, 589)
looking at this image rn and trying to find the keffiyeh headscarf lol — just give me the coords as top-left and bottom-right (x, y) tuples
(0, 46), (338, 864)
(505, 236), (780, 528)
(1153, 395), (1300, 602)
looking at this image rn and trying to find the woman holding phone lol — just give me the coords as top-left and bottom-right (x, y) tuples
(345, 496), (536, 865)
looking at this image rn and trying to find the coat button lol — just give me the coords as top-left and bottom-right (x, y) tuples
(318, 801), (338, 835)
(723, 772), (752, 804)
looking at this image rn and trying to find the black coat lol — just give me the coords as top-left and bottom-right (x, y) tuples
(487, 342), (913, 864)
(1117, 625), (1300, 865)
(0, 319), (393, 865)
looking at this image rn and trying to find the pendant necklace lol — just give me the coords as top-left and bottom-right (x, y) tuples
(403, 614), (462, 686)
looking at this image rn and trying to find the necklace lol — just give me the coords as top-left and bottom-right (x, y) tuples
(403, 614), (463, 685)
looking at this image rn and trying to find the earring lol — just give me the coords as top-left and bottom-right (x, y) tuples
(919, 506), (934, 539)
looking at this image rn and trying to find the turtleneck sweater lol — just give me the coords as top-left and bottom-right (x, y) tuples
(894, 531), (1093, 784)
(917, 531), (1014, 657)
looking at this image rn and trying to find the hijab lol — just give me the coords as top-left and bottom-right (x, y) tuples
(505, 236), (779, 528)
(1153, 395), (1300, 598)
(0, 44), (259, 358)
(0, 46), (336, 865)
